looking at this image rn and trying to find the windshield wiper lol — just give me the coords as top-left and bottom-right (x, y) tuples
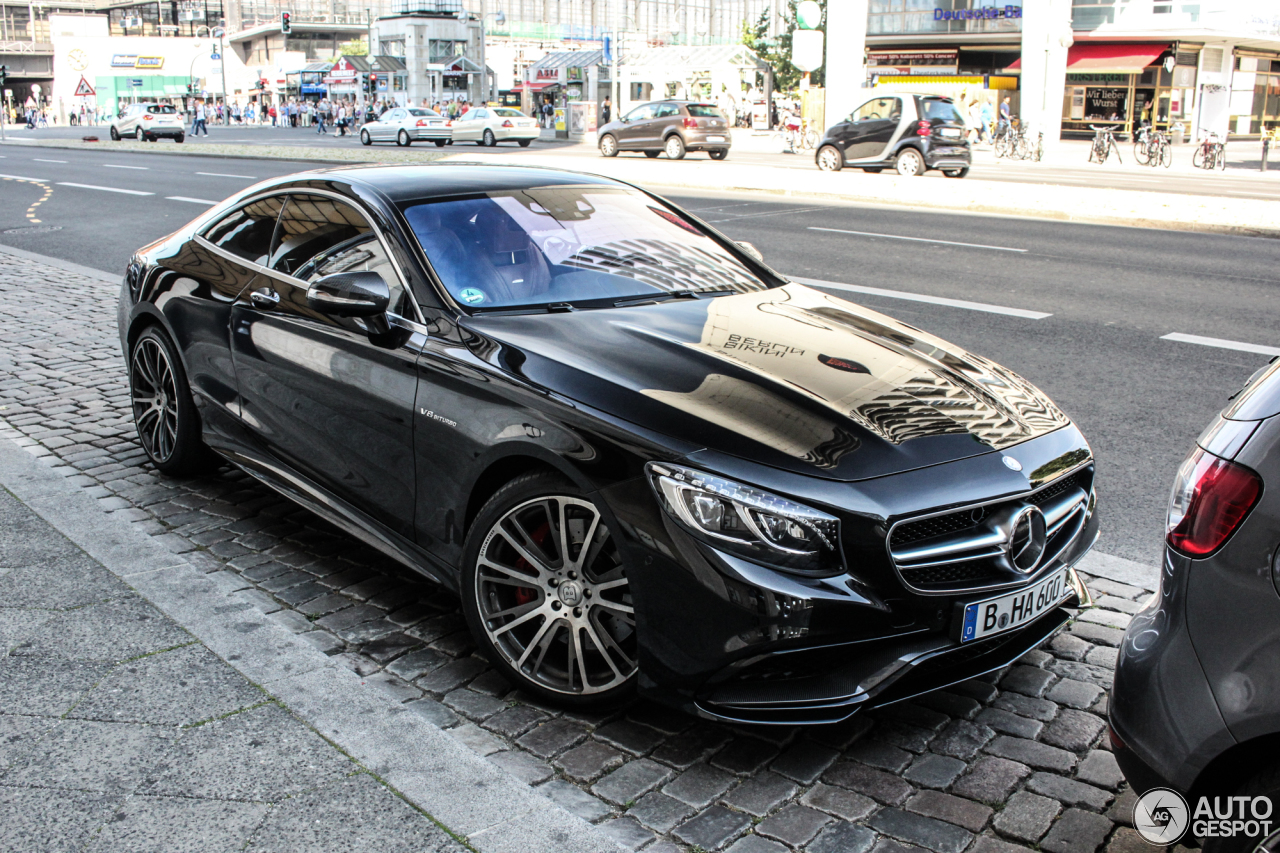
(612, 289), (736, 308)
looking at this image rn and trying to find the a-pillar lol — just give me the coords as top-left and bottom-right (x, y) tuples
(1019, 0), (1073, 154)
(823, 0), (869, 133)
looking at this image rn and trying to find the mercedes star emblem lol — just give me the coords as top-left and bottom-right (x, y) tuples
(1008, 506), (1048, 573)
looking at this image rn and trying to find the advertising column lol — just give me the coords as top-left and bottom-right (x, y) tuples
(823, 0), (869, 133)
(1019, 0), (1072, 153)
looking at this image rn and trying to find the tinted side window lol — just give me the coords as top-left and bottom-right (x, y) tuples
(625, 104), (654, 122)
(686, 104), (722, 117)
(655, 104), (680, 118)
(204, 196), (285, 266)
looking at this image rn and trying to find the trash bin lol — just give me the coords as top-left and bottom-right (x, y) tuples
(1173, 125), (1185, 145)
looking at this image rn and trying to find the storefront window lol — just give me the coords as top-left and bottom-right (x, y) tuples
(1252, 64), (1280, 134)
(1071, 0), (1118, 31)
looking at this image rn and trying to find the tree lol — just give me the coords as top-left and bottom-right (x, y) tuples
(339, 37), (369, 57)
(741, 0), (825, 91)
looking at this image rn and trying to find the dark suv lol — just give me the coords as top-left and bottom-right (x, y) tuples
(1112, 357), (1280, 853)
(597, 99), (732, 160)
(815, 92), (971, 177)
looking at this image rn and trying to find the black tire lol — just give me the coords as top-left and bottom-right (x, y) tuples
(599, 133), (618, 157)
(398, 129), (410, 147)
(708, 149), (728, 160)
(644, 150), (660, 158)
(1193, 145), (1205, 168)
(175, 133), (184, 144)
(943, 167), (969, 178)
(483, 129), (496, 147)
(128, 326), (216, 476)
(134, 127), (144, 141)
(434, 139), (447, 147)
(816, 144), (842, 172)
(894, 147), (925, 176)
(862, 168), (884, 173)
(664, 134), (686, 160)
(110, 126), (120, 141)
(1202, 762), (1280, 853)
(361, 129), (372, 146)
(460, 472), (638, 709)
(518, 139), (532, 147)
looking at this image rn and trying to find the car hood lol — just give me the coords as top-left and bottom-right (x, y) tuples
(463, 283), (1071, 482)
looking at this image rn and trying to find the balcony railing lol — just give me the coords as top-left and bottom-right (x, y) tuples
(0, 40), (54, 54)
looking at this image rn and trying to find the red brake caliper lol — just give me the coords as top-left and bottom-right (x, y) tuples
(513, 521), (551, 605)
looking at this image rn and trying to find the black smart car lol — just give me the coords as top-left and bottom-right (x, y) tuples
(1112, 358), (1280, 853)
(118, 164), (1095, 723)
(815, 92), (972, 177)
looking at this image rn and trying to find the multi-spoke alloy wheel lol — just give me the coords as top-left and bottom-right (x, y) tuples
(464, 476), (637, 705)
(131, 335), (179, 464)
(128, 327), (213, 475)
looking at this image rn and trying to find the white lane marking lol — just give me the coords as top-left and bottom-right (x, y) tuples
(196, 171), (258, 179)
(790, 276), (1052, 320)
(166, 196), (218, 204)
(703, 206), (825, 223)
(103, 164), (149, 170)
(0, 173), (49, 182)
(33, 158), (67, 163)
(57, 182), (153, 196)
(1160, 333), (1280, 357)
(808, 226), (1027, 253)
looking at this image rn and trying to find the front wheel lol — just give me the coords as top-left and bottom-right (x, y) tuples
(943, 167), (969, 178)
(599, 134), (618, 157)
(129, 327), (215, 475)
(483, 129), (496, 147)
(816, 145), (842, 172)
(1217, 147), (1227, 170)
(894, 147), (925, 176)
(708, 149), (728, 161)
(110, 126), (120, 141)
(664, 134), (686, 160)
(398, 130), (411, 147)
(461, 473), (638, 708)
(1192, 145), (1205, 168)
(361, 129), (372, 146)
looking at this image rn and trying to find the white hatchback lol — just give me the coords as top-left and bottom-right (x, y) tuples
(450, 107), (539, 147)
(111, 103), (185, 142)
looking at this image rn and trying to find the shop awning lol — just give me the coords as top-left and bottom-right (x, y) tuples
(512, 81), (554, 92)
(1006, 43), (1167, 73)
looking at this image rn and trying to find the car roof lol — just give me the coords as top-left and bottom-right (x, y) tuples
(274, 163), (627, 204)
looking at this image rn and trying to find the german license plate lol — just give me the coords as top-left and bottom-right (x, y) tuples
(940, 127), (961, 139)
(707, 135), (725, 142)
(955, 569), (1071, 643)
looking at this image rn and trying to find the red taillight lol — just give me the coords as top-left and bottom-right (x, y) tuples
(144, 114), (154, 121)
(683, 117), (698, 129)
(416, 119), (427, 126)
(1166, 446), (1262, 557)
(502, 119), (513, 127)
(917, 120), (931, 137)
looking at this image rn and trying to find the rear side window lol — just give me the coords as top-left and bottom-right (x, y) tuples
(654, 103), (680, 118)
(686, 104), (722, 118)
(204, 196), (285, 266)
(919, 98), (963, 123)
(147, 105), (177, 114)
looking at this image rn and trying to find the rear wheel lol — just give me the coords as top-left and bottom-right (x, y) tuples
(483, 129), (496, 147)
(518, 139), (532, 147)
(1192, 144), (1206, 168)
(128, 327), (215, 475)
(894, 147), (925, 176)
(134, 127), (143, 141)
(1217, 147), (1227, 170)
(708, 149), (728, 160)
(943, 167), (969, 178)
(664, 134), (686, 160)
(435, 139), (447, 147)
(1202, 761), (1280, 853)
(361, 129), (372, 146)
(175, 133), (184, 144)
(1133, 139), (1151, 165)
(461, 473), (638, 708)
(599, 134), (618, 157)
(816, 145), (842, 172)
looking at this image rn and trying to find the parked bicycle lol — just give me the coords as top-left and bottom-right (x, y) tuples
(1133, 126), (1172, 168)
(1088, 125), (1122, 165)
(1192, 129), (1226, 171)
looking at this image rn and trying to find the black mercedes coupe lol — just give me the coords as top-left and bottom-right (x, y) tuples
(118, 164), (1098, 724)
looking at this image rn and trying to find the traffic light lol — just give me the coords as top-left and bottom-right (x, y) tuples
(280, 11), (291, 34)
(367, 73), (377, 93)
(0, 65), (7, 87)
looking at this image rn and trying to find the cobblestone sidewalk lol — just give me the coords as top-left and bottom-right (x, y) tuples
(0, 246), (1164, 853)
(0, 483), (468, 853)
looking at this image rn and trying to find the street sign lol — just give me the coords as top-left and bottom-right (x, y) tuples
(129, 78), (143, 88)
(793, 29), (825, 72)
(74, 76), (95, 96)
(210, 52), (221, 60)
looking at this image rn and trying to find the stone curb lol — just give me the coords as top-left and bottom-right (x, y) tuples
(0, 432), (627, 853)
(0, 136), (444, 167)
(0, 242), (121, 283)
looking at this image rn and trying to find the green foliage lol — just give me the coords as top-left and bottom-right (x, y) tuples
(339, 37), (369, 56)
(741, 0), (825, 91)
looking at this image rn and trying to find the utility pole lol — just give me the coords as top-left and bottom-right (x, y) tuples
(217, 20), (229, 123)
(611, 0), (619, 114)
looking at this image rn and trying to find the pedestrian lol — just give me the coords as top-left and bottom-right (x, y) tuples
(998, 96), (1012, 139)
(193, 99), (209, 136)
(601, 96), (611, 125)
(336, 103), (347, 136)
(980, 99), (993, 141)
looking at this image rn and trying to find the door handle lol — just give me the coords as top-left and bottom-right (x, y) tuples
(249, 287), (280, 308)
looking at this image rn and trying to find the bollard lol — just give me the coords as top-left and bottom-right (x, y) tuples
(1264, 137), (1270, 172)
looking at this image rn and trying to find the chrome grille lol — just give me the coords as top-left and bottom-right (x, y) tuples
(887, 468), (1093, 595)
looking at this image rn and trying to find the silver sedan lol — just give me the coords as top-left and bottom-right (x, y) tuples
(360, 107), (451, 147)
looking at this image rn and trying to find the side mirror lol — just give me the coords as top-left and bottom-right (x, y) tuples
(307, 271), (391, 333)
(736, 241), (764, 263)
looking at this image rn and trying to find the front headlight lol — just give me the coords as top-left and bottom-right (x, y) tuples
(646, 462), (843, 576)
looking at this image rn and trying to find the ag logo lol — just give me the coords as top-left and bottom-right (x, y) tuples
(1134, 787), (1189, 845)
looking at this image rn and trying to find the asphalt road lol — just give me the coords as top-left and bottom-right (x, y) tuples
(2, 144), (1275, 567)
(13, 123), (1280, 201)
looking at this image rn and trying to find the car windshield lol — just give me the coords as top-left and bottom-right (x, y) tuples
(686, 104), (722, 118)
(409, 108), (440, 117)
(919, 98), (963, 123)
(494, 108), (524, 117)
(400, 186), (772, 311)
(148, 105), (177, 114)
